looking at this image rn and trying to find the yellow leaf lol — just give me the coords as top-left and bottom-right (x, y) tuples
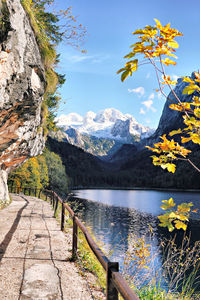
(174, 220), (187, 231)
(194, 72), (200, 80)
(161, 57), (176, 66)
(191, 134), (200, 144)
(181, 136), (191, 143)
(194, 108), (200, 118)
(177, 202), (193, 213)
(161, 198), (176, 210)
(166, 163), (176, 173)
(168, 40), (179, 48)
(168, 211), (178, 219)
(124, 52), (135, 59)
(182, 77), (194, 84)
(183, 84), (200, 95)
(154, 19), (162, 29)
(169, 104), (183, 111)
(169, 128), (182, 136)
(193, 96), (200, 104)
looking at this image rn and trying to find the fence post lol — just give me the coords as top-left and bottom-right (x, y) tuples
(45, 191), (48, 202)
(11, 181), (13, 193)
(52, 192), (55, 207)
(54, 196), (58, 217)
(106, 262), (119, 300)
(39, 189), (42, 199)
(61, 202), (65, 231)
(29, 188), (31, 196)
(50, 191), (53, 205)
(35, 187), (37, 197)
(72, 215), (78, 260)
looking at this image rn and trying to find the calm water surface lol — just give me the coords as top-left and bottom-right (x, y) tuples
(69, 189), (200, 286)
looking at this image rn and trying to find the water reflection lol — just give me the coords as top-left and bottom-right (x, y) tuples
(68, 189), (200, 290)
(73, 189), (200, 219)
(68, 196), (158, 266)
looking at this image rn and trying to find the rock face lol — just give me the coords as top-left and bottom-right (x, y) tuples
(111, 119), (137, 143)
(140, 72), (197, 148)
(0, 0), (46, 202)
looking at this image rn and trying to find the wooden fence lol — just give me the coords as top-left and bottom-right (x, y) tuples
(9, 185), (139, 300)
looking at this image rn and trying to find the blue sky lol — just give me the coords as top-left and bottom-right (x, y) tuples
(55, 0), (200, 128)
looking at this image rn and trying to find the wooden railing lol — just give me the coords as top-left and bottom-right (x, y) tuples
(9, 186), (139, 300)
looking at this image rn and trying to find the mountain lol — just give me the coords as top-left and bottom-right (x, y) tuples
(55, 108), (154, 157)
(48, 72), (200, 190)
(139, 73), (197, 149)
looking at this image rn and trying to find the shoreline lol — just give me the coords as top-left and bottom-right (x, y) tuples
(70, 186), (200, 193)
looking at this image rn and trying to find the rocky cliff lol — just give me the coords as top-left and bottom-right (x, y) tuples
(0, 0), (46, 203)
(139, 72), (196, 148)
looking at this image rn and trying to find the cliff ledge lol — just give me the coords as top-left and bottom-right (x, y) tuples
(0, 0), (46, 202)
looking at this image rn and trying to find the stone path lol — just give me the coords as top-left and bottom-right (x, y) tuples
(0, 194), (96, 299)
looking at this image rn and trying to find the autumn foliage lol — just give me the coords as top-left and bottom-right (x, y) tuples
(118, 19), (200, 231)
(8, 149), (68, 195)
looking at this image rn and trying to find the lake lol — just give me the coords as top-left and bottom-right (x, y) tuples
(69, 189), (200, 290)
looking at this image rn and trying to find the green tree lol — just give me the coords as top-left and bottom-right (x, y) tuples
(43, 149), (68, 194)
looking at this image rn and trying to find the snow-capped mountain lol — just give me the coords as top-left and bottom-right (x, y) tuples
(56, 108), (154, 143)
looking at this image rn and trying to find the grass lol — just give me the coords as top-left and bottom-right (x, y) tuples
(0, 195), (12, 210)
(122, 231), (200, 300)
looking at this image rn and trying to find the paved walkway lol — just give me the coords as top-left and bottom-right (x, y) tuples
(0, 194), (99, 299)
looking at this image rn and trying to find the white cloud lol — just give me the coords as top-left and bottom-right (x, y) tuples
(142, 99), (153, 109)
(171, 74), (179, 81)
(128, 86), (145, 97)
(139, 108), (146, 115)
(146, 72), (151, 79)
(142, 93), (157, 113)
(63, 53), (110, 64)
(149, 93), (155, 100)
(69, 55), (94, 63)
(145, 119), (151, 124)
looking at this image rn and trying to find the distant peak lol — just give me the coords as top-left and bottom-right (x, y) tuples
(56, 108), (154, 142)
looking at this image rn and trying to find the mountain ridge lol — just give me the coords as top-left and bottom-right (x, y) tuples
(55, 108), (154, 157)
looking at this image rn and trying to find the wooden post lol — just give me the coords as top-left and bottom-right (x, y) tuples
(52, 192), (55, 207)
(10, 181), (13, 193)
(72, 215), (78, 260)
(61, 202), (65, 231)
(17, 186), (20, 194)
(50, 191), (53, 205)
(54, 196), (58, 216)
(106, 262), (119, 300)
(29, 187), (31, 196)
(39, 189), (42, 199)
(35, 187), (37, 197)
